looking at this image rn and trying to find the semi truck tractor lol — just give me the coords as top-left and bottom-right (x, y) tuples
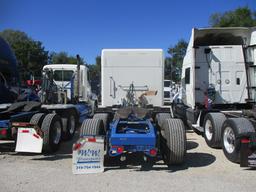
(173, 27), (256, 167)
(0, 54), (95, 153)
(77, 49), (187, 166)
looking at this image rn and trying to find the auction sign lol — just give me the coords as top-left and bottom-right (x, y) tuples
(72, 137), (104, 174)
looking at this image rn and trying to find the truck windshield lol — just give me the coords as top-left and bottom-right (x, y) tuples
(164, 81), (171, 87)
(53, 70), (74, 81)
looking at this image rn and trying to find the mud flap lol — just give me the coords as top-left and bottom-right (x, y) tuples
(240, 133), (256, 168)
(72, 136), (104, 174)
(15, 128), (43, 153)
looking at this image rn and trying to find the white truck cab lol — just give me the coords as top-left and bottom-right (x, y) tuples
(173, 27), (256, 164)
(43, 64), (91, 102)
(181, 27), (256, 109)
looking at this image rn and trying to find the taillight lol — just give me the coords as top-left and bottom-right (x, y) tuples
(110, 146), (124, 155)
(241, 138), (250, 144)
(149, 148), (157, 156)
(0, 129), (7, 136)
(117, 146), (124, 153)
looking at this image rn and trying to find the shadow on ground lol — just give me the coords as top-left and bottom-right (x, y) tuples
(0, 141), (15, 153)
(103, 151), (216, 172)
(1, 131), (216, 172)
(0, 132), (78, 160)
(187, 140), (199, 151)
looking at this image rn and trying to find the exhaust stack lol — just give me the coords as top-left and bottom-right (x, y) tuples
(74, 54), (81, 101)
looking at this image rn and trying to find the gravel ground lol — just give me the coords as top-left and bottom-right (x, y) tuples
(0, 130), (256, 192)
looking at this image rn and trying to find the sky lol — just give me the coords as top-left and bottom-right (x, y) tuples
(1, 0), (255, 64)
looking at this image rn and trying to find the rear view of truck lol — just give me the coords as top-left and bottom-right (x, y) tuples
(101, 49), (164, 107)
(173, 27), (256, 167)
(76, 49), (186, 168)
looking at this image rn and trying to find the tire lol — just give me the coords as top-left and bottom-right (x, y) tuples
(203, 113), (226, 148)
(62, 110), (77, 141)
(12, 112), (44, 144)
(161, 118), (186, 165)
(156, 113), (171, 130)
(41, 114), (63, 153)
(80, 119), (105, 137)
(29, 113), (46, 127)
(221, 118), (255, 163)
(93, 113), (109, 132)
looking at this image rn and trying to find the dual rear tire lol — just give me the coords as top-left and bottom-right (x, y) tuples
(163, 119), (186, 165)
(30, 113), (63, 153)
(79, 113), (109, 136)
(93, 113), (109, 133)
(203, 113), (256, 163)
(80, 118), (105, 136)
(160, 117), (186, 165)
(203, 113), (226, 148)
(62, 110), (77, 140)
(221, 118), (255, 163)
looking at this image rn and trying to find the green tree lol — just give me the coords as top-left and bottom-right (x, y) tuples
(88, 56), (101, 95)
(88, 56), (100, 80)
(166, 39), (188, 82)
(164, 57), (172, 80)
(209, 6), (256, 27)
(95, 56), (101, 69)
(49, 51), (78, 64)
(0, 29), (48, 81)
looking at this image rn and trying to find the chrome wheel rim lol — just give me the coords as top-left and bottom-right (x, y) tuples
(53, 121), (62, 144)
(223, 127), (235, 154)
(205, 119), (213, 141)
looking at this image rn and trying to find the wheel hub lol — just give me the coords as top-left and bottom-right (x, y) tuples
(227, 137), (234, 145)
(205, 119), (213, 141)
(223, 127), (235, 154)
